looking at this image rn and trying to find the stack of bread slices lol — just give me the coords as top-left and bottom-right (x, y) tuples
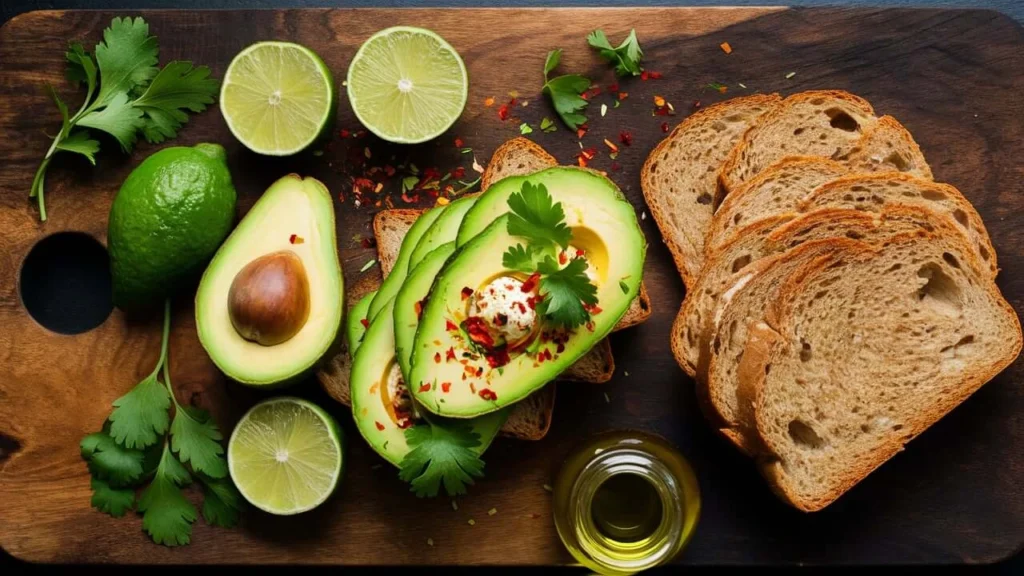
(642, 90), (1022, 511)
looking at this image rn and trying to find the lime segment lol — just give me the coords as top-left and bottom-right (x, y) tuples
(228, 397), (343, 515)
(220, 42), (336, 155)
(347, 26), (468, 143)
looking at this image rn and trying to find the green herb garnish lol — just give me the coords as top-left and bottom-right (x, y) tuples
(507, 181), (572, 249)
(399, 418), (485, 498)
(537, 256), (599, 328)
(587, 29), (644, 77)
(541, 49), (590, 130)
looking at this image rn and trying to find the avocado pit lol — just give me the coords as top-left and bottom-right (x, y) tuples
(228, 250), (311, 346)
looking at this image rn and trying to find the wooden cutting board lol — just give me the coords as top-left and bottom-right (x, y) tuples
(1, 7), (1022, 566)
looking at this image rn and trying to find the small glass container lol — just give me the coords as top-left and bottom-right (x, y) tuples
(552, 430), (701, 575)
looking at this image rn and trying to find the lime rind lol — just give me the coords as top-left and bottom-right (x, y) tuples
(227, 397), (344, 515)
(346, 26), (468, 144)
(220, 41), (336, 156)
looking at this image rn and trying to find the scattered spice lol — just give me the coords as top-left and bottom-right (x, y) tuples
(625, 371), (630, 376)
(519, 122), (533, 135)
(441, 382), (451, 393)
(785, 71), (796, 79)
(364, 147), (371, 159)
(427, 538), (434, 547)
(618, 91), (629, 101)
(653, 95), (666, 107)
(472, 157), (484, 173)
(451, 500), (459, 511)
(543, 484), (553, 492)
(375, 421), (385, 431)
(445, 319), (459, 332)
(484, 96), (495, 107)
(420, 382), (432, 392)
(461, 287), (474, 300)
(576, 124), (589, 139)
(288, 234), (304, 245)
(359, 259), (377, 273)
(360, 317), (369, 328)
(613, 100), (621, 109)
(603, 139), (619, 154)
(720, 41), (733, 54)
(738, 82), (747, 89)
(497, 102), (511, 121)
(661, 121), (670, 133)
(707, 82), (728, 94)
(488, 508), (497, 516)
(540, 117), (557, 133)
(619, 130), (633, 146)
(479, 388), (498, 401)
(433, 353), (441, 364)
(604, 392), (611, 404)
(468, 519), (476, 526)
(600, 103), (608, 117)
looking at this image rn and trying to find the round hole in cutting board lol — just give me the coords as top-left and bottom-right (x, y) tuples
(20, 232), (112, 334)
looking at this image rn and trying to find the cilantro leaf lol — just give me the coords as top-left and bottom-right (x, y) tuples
(108, 366), (171, 449)
(502, 243), (543, 273)
(133, 61), (218, 144)
(541, 49), (590, 130)
(77, 92), (145, 152)
(399, 419), (484, 498)
(90, 477), (135, 517)
(138, 444), (196, 547)
(66, 43), (97, 88)
(56, 130), (100, 164)
(93, 16), (159, 108)
(81, 431), (145, 487)
(507, 182), (572, 249)
(587, 29), (644, 77)
(170, 406), (227, 479)
(537, 256), (599, 329)
(198, 475), (243, 528)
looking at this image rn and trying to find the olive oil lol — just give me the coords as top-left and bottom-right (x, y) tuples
(552, 431), (700, 575)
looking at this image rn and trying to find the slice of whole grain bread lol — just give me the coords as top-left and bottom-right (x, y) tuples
(641, 93), (782, 285)
(743, 227), (1021, 511)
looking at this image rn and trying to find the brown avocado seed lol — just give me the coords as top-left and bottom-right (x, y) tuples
(228, 250), (311, 346)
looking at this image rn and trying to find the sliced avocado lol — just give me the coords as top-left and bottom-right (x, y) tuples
(195, 174), (343, 387)
(409, 195), (478, 269)
(367, 205), (445, 322)
(351, 297), (506, 468)
(347, 290), (377, 356)
(410, 169), (645, 418)
(395, 242), (456, 380)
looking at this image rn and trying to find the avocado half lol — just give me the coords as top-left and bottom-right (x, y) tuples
(195, 174), (344, 387)
(408, 195), (477, 270)
(350, 297), (506, 468)
(410, 167), (646, 418)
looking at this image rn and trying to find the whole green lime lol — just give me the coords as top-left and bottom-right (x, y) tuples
(108, 143), (237, 311)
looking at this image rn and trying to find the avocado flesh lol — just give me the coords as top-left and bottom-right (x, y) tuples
(347, 290), (377, 356)
(408, 195), (478, 270)
(395, 242), (456, 381)
(195, 174), (343, 387)
(367, 205), (445, 322)
(351, 297), (507, 467)
(411, 169), (645, 418)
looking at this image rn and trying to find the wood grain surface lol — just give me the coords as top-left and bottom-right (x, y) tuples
(0, 7), (1023, 566)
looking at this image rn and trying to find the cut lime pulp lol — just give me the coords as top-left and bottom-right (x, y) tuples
(220, 41), (336, 156)
(228, 397), (344, 515)
(347, 26), (468, 144)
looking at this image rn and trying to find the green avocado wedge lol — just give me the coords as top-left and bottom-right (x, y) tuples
(350, 298), (507, 470)
(395, 242), (456, 381)
(408, 195), (478, 270)
(347, 290), (377, 356)
(367, 205), (445, 322)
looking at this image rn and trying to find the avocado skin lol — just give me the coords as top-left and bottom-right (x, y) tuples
(108, 143), (237, 312)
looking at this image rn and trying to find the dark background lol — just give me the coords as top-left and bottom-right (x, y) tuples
(0, 0), (1022, 572)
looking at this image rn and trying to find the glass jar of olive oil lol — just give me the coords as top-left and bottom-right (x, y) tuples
(552, 431), (701, 575)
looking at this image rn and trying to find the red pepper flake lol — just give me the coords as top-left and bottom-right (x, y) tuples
(446, 347), (457, 362)
(661, 122), (670, 133)
(654, 95), (666, 107)
(454, 137), (464, 148)
(419, 382), (432, 393)
(618, 92), (629, 101)
(720, 42), (732, 54)
(469, 382), (477, 394)
(497, 103), (510, 121)
(479, 388), (497, 401)
(603, 139), (619, 154)
(543, 349), (553, 361)
(485, 347), (510, 369)
(360, 318), (369, 328)
(584, 303), (603, 315)
(384, 164), (396, 177)
(452, 166), (466, 180)
(558, 251), (568, 265)
(340, 128), (351, 138)
(375, 421), (385, 431)
(461, 287), (474, 300)
(586, 321), (596, 332)
(641, 71), (649, 81)
(521, 273), (540, 293)
(484, 96), (495, 107)
(607, 83), (619, 93)
(361, 236), (377, 249)
(576, 248), (585, 257)
(526, 293), (545, 310)
(414, 300), (423, 318)
(513, 301), (527, 314)
(434, 352), (442, 364)
(441, 382), (451, 393)
(476, 366), (484, 377)
(445, 319), (459, 332)
(649, 71), (663, 79)
(577, 155), (588, 168)
(464, 317), (495, 349)
(692, 100), (702, 111)
(580, 148), (597, 161)
(576, 124), (589, 139)
(611, 161), (622, 172)
(289, 234), (304, 245)
(619, 131), (634, 146)
(556, 342), (565, 354)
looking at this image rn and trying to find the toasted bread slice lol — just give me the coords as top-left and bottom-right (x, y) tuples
(843, 115), (934, 179)
(641, 94), (781, 285)
(717, 91), (877, 199)
(743, 226), (1020, 511)
(483, 137), (652, 327)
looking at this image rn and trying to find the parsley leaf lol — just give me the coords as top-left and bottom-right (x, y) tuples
(502, 243), (543, 273)
(399, 419), (485, 498)
(169, 405), (227, 479)
(93, 16), (159, 107)
(198, 474), (243, 528)
(81, 431), (145, 487)
(507, 182), (572, 249)
(133, 61), (218, 144)
(541, 49), (590, 130)
(65, 43), (97, 88)
(587, 29), (644, 77)
(537, 256), (599, 328)
(138, 443), (197, 547)
(108, 363), (170, 450)
(55, 130), (101, 164)
(77, 92), (145, 152)
(90, 477), (136, 517)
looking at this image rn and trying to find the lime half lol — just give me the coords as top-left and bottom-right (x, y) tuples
(220, 41), (336, 155)
(347, 26), (468, 144)
(228, 397), (344, 515)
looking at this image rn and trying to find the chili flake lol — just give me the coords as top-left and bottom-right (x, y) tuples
(498, 103), (511, 121)
(375, 421), (385, 431)
(600, 103), (608, 117)
(484, 96), (495, 107)
(488, 508), (497, 516)
(611, 161), (622, 172)
(472, 157), (485, 173)
(436, 197), (450, 206)
(720, 42), (733, 54)
(604, 139), (619, 154)
(558, 251), (568, 265)
(445, 347), (456, 362)
(641, 70), (649, 81)
(454, 137), (464, 148)
(464, 316), (495, 348)
(289, 234), (304, 244)
(461, 287), (474, 300)
(360, 318), (369, 328)
(618, 92), (629, 101)
(485, 347), (510, 369)
(479, 388), (498, 401)
(445, 319), (459, 332)
(654, 95), (666, 107)
(576, 124), (589, 139)
(620, 130), (634, 146)
(340, 128), (351, 138)
(649, 71), (663, 79)
(521, 273), (540, 293)
(442, 382), (452, 393)
(608, 82), (619, 93)
(434, 352), (442, 364)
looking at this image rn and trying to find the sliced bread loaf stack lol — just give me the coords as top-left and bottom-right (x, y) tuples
(643, 89), (1022, 510)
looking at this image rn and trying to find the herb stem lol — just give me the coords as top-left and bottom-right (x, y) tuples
(157, 299), (179, 409)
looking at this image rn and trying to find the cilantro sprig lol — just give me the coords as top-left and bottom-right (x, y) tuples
(80, 300), (240, 546)
(31, 17), (218, 221)
(398, 417), (485, 498)
(501, 182), (600, 329)
(587, 29), (644, 77)
(541, 49), (591, 130)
